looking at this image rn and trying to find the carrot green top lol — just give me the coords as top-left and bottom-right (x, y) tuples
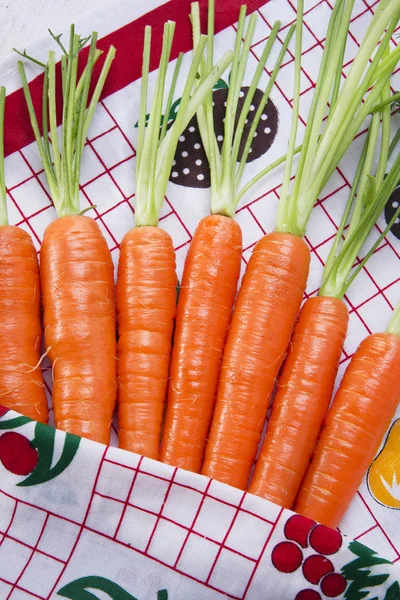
(245, 0), (400, 238)
(0, 86), (6, 226)
(190, 0), (293, 218)
(17, 27), (115, 218)
(318, 81), (400, 299)
(387, 302), (400, 336)
(134, 22), (233, 227)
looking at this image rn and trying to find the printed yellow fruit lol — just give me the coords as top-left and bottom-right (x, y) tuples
(368, 419), (400, 509)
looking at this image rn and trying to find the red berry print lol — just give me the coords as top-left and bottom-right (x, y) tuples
(284, 514), (316, 548)
(309, 525), (342, 555)
(271, 541), (303, 573)
(295, 591), (321, 600)
(320, 573), (347, 597)
(303, 555), (334, 584)
(0, 432), (38, 475)
(0, 406), (9, 417)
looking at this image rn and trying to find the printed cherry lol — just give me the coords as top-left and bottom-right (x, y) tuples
(295, 590), (321, 600)
(309, 525), (342, 555)
(0, 432), (38, 475)
(0, 405), (9, 417)
(284, 514), (316, 548)
(320, 573), (347, 597)
(271, 541), (303, 573)
(302, 555), (334, 584)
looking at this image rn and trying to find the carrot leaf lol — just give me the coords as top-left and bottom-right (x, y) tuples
(275, 0), (400, 236)
(387, 301), (400, 336)
(0, 86), (7, 226)
(135, 21), (233, 227)
(191, 2), (292, 218)
(17, 27), (116, 218)
(319, 108), (400, 300)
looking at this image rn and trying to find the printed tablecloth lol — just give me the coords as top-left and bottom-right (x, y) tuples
(0, 0), (399, 598)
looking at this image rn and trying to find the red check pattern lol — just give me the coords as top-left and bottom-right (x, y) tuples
(0, 1), (399, 598)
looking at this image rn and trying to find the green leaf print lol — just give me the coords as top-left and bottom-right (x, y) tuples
(58, 576), (169, 600)
(18, 421), (80, 486)
(383, 581), (400, 599)
(0, 415), (32, 430)
(343, 541), (393, 600)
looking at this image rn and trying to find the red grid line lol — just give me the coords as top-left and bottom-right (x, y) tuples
(0, 490), (81, 530)
(7, 514), (50, 599)
(2, 533), (66, 565)
(45, 447), (109, 599)
(173, 479), (213, 569)
(357, 492), (400, 560)
(243, 506), (284, 599)
(0, 577), (45, 600)
(113, 455), (143, 540)
(95, 488), (259, 562)
(205, 491), (247, 585)
(145, 467), (178, 554)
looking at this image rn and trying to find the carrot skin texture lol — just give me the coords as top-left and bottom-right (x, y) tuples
(0, 226), (48, 422)
(40, 216), (117, 444)
(202, 232), (310, 489)
(117, 226), (177, 459)
(295, 332), (400, 529)
(160, 214), (242, 472)
(249, 296), (349, 507)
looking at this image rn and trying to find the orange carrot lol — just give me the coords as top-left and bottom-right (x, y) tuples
(40, 216), (116, 443)
(18, 28), (117, 443)
(160, 3), (292, 471)
(160, 215), (242, 471)
(0, 227), (48, 422)
(248, 296), (348, 505)
(116, 24), (232, 458)
(203, 0), (398, 490)
(249, 93), (396, 506)
(294, 329), (400, 529)
(202, 232), (310, 487)
(117, 227), (177, 458)
(0, 87), (48, 423)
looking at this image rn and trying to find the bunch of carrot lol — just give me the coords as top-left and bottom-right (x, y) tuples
(0, 0), (399, 533)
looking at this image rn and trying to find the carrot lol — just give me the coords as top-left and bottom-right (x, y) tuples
(40, 216), (115, 442)
(117, 227), (177, 458)
(117, 25), (232, 459)
(249, 81), (397, 506)
(0, 87), (48, 423)
(160, 2), (293, 471)
(295, 315), (400, 529)
(18, 27), (116, 443)
(161, 214), (242, 471)
(202, 232), (310, 487)
(203, 0), (400, 488)
(248, 296), (348, 504)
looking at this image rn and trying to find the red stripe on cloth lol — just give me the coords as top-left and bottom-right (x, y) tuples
(4, 0), (268, 157)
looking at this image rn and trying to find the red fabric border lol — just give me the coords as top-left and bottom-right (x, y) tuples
(4, 0), (267, 157)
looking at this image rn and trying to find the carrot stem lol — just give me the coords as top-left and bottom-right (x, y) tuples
(137, 26), (151, 173)
(387, 302), (400, 336)
(231, 20), (281, 175)
(17, 27), (116, 218)
(275, 0), (400, 237)
(135, 19), (233, 227)
(160, 52), (184, 143)
(0, 86), (7, 226)
(371, 90), (400, 113)
(192, 3), (292, 217)
(320, 149), (400, 298)
(278, 0), (303, 229)
(235, 23), (293, 196)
